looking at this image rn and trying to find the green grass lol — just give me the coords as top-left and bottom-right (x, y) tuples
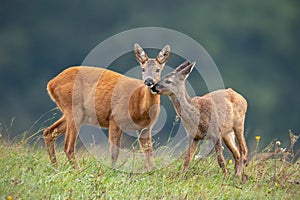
(0, 136), (299, 200)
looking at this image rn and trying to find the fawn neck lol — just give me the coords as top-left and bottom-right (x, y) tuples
(169, 84), (203, 138)
(169, 84), (195, 119)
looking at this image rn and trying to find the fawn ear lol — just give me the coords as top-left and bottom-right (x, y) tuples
(156, 45), (171, 64)
(178, 61), (196, 79)
(134, 43), (149, 64)
(175, 60), (191, 73)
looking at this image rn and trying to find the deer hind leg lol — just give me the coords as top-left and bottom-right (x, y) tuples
(233, 119), (248, 166)
(138, 128), (154, 171)
(182, 137), (200, 174)
(64, 114), (81, 168)
(223, 131), (242, 176)
(214, 137), (227, 174)
(108, 118), (122, 167)
(44, 116), (66, 165)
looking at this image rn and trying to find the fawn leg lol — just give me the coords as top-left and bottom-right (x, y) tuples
(108, 118), (122, 166)
(234, 120), (248, 165)
(138, 128), (154, 171)
(214, 137), (227, 174)
(44, 116), (66, 165)
(223, 132), (242, 176)
(182, 137), (200, 174)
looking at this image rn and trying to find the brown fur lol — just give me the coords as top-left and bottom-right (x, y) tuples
(44, 44), (170, 170)
(152, 61), (248, 176)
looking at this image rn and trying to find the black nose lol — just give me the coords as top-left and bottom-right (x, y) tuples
(144, 78), (155, 87)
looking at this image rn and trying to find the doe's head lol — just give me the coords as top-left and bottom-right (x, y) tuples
(134, 43), (170, 88)
(151, 61), (196, 95)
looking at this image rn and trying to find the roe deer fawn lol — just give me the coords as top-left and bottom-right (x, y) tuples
(151, 61), (248, 176)
(43, 43), (170, 170)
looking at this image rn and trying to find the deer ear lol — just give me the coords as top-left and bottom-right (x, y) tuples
(178, 61), (196, 79)
(134, 43), (148, 64)
(156, 45), (170, 64)
(175, 60), (191, 73)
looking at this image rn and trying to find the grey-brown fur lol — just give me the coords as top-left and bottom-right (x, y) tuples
(151, 61), (248, 176)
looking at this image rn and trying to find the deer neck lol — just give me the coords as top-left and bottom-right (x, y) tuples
(169, 85), (195, 120)
(140, 85), (160, 109)
(169, 85), (201, 137)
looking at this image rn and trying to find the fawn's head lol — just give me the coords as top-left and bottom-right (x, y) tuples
(134, 43), (170, 88)
(151, 61), (195, 95)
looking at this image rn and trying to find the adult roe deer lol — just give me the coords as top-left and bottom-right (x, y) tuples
(151, 61), (248, 176)
(43, 43), (170, 170)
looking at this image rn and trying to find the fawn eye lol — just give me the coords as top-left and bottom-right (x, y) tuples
(156, 68), (160, 73)
(165, 79), (172, 84)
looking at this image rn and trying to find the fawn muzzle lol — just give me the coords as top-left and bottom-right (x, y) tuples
(150, 84), (160, 94)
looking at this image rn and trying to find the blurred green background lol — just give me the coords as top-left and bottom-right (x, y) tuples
(0, 0), (299, 150)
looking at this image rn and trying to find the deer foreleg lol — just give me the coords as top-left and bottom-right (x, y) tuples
(109, 118), (122, 167)
(182, 137), (200, 174)
(138, 128), (154, 171)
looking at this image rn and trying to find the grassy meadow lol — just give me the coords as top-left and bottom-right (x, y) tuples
(0, 130), (299, 200)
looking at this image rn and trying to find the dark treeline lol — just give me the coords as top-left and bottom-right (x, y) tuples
(0, 0), (299, 149)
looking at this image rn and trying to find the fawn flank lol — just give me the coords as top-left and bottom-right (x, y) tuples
(43, 43), (170, 170)
(151, 61), (248, 176)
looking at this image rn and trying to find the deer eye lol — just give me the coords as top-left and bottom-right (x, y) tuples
(142, 68), (145, 72)
(165, 79), (172, 84)
(156, 68), (160, 73)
